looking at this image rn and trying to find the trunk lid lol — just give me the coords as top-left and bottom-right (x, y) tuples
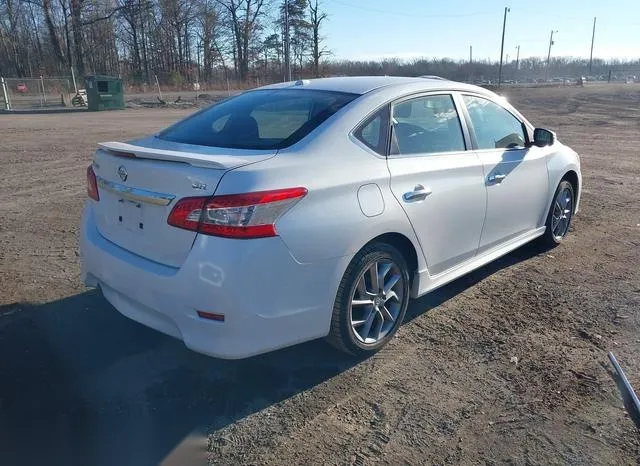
(90, 137), (276, 267)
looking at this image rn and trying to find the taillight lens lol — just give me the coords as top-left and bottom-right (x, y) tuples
(87, 165), (100, 201)
(167, 187), (307, 239)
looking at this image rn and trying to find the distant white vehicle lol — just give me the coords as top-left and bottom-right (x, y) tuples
(81, 76), (582, 358)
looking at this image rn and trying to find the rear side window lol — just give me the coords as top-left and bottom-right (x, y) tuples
(353, 106), (390, 155)
(462, 95), (526, 150)
(159, 89), (358, 150)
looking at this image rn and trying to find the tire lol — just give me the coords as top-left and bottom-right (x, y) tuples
(327, 242), (411, 357)
(541, 180), (575, 247)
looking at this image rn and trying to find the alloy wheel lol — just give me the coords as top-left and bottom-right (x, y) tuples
(551, 187), (573, 240)
(350, 260), (405, 345)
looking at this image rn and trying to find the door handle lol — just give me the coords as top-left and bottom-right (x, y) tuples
(488, 173), (507, 184)
(403, 184), (432, 202)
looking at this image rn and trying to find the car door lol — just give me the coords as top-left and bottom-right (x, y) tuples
(460, 94), (549, 254)
(386, 93), (487, 276)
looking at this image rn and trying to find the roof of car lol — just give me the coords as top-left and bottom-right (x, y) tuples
(257, 76), (483, 95)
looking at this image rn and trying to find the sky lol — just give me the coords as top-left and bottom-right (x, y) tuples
(320, 0), (640, 62)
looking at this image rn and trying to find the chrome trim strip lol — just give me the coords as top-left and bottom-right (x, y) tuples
(96, 177), (175, 206)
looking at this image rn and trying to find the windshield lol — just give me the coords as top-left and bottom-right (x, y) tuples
(158, 89), (358, 150)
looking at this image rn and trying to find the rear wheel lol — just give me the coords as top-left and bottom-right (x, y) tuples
(327, 242), (410, 356)
(541, 180), (575, 247)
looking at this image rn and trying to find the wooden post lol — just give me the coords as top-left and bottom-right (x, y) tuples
(1, 77), (10, 110)
(40, 75), (47, 106)
(154, 74), (163, 101)
(71, 67), (78, 93)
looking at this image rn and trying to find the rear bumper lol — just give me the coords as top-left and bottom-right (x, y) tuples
(80, 204), (350, 359)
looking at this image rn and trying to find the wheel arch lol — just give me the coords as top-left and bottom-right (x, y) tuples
(542, 166), (581, 225)
(561, 170), (580, 211)
(544, 145), (581, 219)
(360, 232), (421, 290)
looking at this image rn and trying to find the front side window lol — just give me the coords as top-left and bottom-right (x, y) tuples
(159, 89), (358, 150)
(390, 94), (466, 155)
(462, 95), (526, 150)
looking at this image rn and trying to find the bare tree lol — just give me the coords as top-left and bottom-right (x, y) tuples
(40, 0), (67, 69)
(215, 0), (266, 81)
(3, 0), (640, 91)
(308, 0), (327, 77)
(194, 0), (220, 82)
(280, 0), (310, 75)
(158, 0), (193, 76)
(117, 0), (153, 80)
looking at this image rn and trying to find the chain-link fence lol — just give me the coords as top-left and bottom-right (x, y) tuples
(1, 77), (75, 110)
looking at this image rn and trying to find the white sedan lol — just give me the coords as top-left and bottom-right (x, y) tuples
(80, 76), (581, 358)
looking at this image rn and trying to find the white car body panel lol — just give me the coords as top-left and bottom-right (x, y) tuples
(386, 150), (487, 275)
(81, 206), (351, 359)
(413, 226), (547, 296)
(475, 145), (549, 254)
(80, 76), (582, 358)
(545, 143), (582, 215)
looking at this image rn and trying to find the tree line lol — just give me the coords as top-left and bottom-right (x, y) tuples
(1, 0), (639, 88)
(0, 0), (328, 86)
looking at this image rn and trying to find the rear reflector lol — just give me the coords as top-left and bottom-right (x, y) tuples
(197, 311), (225, 322)
(167, 187), (307, 239)
(87, 165), (100, 201)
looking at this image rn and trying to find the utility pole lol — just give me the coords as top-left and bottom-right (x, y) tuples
(514, 45), (520, 81)
(545, 30), (557, 81)
(283, 0), (292, 82)
(468, 45), (473, 83)
(196, 41), (202, 84)
(588, 17), (596, 75)
(498, 6), (510, 88)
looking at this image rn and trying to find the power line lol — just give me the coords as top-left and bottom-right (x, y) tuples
(325, 0), (494, 19)
(526, 12), (593, 23)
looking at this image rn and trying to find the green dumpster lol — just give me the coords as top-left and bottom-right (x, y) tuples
(85, 75), (125, 111)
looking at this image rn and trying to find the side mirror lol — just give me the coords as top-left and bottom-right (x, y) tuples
(533, 128), (556, 147)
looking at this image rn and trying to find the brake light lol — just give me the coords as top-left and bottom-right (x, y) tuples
(197, 311), (225, 322)
(107, 150), (136, 158)
(87, 165), (100, 201)
(167, 187), (307, 239)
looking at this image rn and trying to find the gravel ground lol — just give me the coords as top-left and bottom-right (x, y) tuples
(0, 84), (639, 465)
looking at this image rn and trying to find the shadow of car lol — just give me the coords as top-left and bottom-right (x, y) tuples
(0, 242), (543, 466)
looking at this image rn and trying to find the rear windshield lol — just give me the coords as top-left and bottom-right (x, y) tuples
(158, 89), (358, 150)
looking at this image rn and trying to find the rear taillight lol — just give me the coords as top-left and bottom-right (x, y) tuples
(87, 165), (99, 201)
(167, 187), (307, 239)
(107, 150), (136, 158)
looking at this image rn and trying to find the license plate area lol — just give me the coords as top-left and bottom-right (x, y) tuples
(117, 199), (145, 232)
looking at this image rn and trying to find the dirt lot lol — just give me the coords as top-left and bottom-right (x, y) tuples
(0, 84), (639, 465)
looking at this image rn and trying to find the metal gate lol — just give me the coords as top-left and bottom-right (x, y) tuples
(1, 77), (73, 110)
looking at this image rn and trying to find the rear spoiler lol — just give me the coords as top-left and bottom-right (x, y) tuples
(97, 141), (251, 170)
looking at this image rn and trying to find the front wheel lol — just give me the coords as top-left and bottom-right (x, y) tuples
(541, 180), (575, 247)
(327, 242), (410, 357)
